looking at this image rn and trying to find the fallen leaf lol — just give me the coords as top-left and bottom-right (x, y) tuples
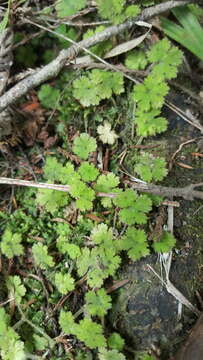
(23, 119), (39, 146)
(97, 122), (118, 145)
(21, 101), (40, 112)
(37, 128), (49, 141)
(176, 162), (193, 169)
(191, 152), (203, 158)
(44, 135), (58, 149)
(85, 213), (103, 222)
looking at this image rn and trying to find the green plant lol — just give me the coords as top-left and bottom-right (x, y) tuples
(113, 189), (152, 225)
(59, 311), (106, 349)
(0, 229), (23, 259)
(137, 352), (156, 360)
(78, 162), (99, 182)
(73, 133), (97, 159)
(0, 308), (26, 360)
(32, 243), (55, 269)
(85, 288), (112, 317)
(125, 50), (148, 70)
(76, 238), (121, 288)
(99, 348), (126, 360)
(55, 0), (86, 17)
(54, 272), (75, 294)
(38, 84), (60, 109)
(0, 0), (11, 32)
(57, 236), (81, 258)
(73, 70), (124, 107)
(0, 138), (176, 360)
(133, 152), (168, 182)
(96, 0), (140, 24)
(36, 188), (69, 214)
(6, 276), (26, 304)
(131, 38), (182, 136)
(161, 5), (203, 60)
(121, 227), (149, 260)
(108, 333), (125, 351)
(95, 173), (121, 207)
(0, 2), (186, 358)
(153, 231), (176, 253)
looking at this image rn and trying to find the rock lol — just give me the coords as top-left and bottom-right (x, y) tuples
(110, 249), (201, 358)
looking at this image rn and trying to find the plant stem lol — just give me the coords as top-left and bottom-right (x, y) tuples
(17, 305), (55, 348)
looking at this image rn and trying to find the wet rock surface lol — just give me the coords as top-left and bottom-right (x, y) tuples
(110, 246), (201, 358)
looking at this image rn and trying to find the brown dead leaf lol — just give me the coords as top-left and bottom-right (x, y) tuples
(85, 213), (103, 222)
(57, 147), (81, 164)
(23, 118), (39, 146)
(176, 162), (193, 169)
(44, 135), (58, 149)
(21, 101), (40, 112)
(37, 128), (49, 141)
(191, 152), (203, 158)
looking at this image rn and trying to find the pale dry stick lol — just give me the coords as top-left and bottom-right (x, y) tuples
(159, 196), (185, 319)
(23, 17), (141, 86)
(147, 264), (201, 316)
(165, 100), (203, 133)
(0, 297), (14, 307)
(169, 80), (202, 102)
(1, 177), (203, 201)
(42, 16), (110, 27)
(127, 181), (203, 201)
(0, 177), (70, 192)
(0, 0), (194, 112)
(70, 61), (148, 76)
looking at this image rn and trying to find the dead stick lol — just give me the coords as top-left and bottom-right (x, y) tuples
(126, 181), (203, 201)
(0, 177), (70, 192)
(0, 177), (203, 201)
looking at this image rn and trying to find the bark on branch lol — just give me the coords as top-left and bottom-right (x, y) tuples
(126, 181), (203, 201)
(0, 0), (194, 113)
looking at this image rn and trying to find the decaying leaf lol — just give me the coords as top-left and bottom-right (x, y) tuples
(97, 122), (118, 145)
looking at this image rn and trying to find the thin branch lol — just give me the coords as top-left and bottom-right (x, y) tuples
(0, 177), (70, 192)
(0, 177), (203, 201)
(0, 0), (193, 112)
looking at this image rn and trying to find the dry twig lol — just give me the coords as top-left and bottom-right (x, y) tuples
(0, 177), (203, 201)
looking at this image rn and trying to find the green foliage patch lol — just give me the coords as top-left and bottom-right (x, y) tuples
(73, 70), (124, 107)
(55, 0), (87, 17)
(0, 1), (185, 358)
